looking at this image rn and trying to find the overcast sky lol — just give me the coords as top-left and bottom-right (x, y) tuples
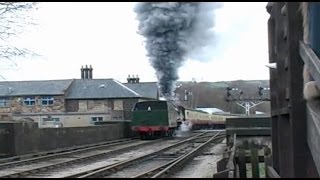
(2, 2), (270, 83)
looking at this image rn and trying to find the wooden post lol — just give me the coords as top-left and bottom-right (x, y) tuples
(264, 147), (272, 178)
(251, 148), (260, 178)
(274, 2), (294, 177)
(238, 148), (247, 178)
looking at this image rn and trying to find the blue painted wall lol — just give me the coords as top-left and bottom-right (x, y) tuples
(309, 2), (320, 57)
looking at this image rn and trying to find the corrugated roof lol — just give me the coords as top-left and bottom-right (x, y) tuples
(65, 79), (142, 99)
(0, 79), (74, 96)
(124, 82), (159, 99)
(196, 108), (225, 114)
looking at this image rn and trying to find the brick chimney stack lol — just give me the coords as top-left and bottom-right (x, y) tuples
(89, 65), (93, 79)
(127, 74), (140, 83)
(81, 65), (93, 79)
(81, 66), (84, 79)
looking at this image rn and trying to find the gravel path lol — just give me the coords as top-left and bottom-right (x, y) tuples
(170, 139), (226, 178)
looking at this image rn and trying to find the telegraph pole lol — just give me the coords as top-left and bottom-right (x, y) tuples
(225, 86), (270, 115)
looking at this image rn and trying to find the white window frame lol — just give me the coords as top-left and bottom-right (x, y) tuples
(91, 116), (103, 124)
(41, 96), (54, 106)
(23, 97), (36, 106)
(42, 117), (60, 125)
(0, 97), (9, 107)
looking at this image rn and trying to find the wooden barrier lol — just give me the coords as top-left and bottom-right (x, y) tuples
(213, 138), (279, 178)
(213, 134), (237, 178)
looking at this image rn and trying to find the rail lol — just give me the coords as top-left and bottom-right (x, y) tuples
(132, 133), (225, 178)
(0, 139), (163, 178)
(75, 132), (217, 178)
(0, 138), (138, 169)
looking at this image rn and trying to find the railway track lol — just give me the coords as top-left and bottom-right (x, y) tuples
(0, 132), (209, 178)
(0, 137), (140, 164)
(64, 131), (225, 178)
(0, 138), (141, 169)
(0, 131), (224, 178)
(132, 133), (225, 178)
(0, 138), (164, 178)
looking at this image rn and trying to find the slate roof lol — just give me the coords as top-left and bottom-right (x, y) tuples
(124, 82), (159, 99)
(65, 79), (142, 99)
(0, 79), (74, 96)
(0, 79), (159, 100)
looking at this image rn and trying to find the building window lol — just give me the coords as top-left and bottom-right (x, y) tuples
(23, 97), (36, 106)
(91, 117), (103, 124)
(42, 117), (60, 123)
(41, 96), (54, 106)
(42, 117), (61, 127)
(0, 98), (9, 107)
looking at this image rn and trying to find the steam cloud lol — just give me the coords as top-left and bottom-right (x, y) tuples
(134, 2), (221, 98)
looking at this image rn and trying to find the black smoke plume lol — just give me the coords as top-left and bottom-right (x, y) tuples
(134, 2), (221, 99)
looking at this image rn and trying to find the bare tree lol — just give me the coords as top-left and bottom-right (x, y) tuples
(0, 2), (38, 72)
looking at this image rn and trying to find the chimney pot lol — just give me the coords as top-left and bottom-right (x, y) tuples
(81, 65), (84, 79)
(88, 65), (93, 79)
(84, 65), (89, 79)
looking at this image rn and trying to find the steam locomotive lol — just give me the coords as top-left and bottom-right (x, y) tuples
(130, 100), (234, 139)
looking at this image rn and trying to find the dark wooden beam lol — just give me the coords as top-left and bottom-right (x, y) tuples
(273, 2), (294, 177)
(267, 6), (280, 171)
(226, 128), (271, 136)
(299, 41), (320, 88)
(287, 2), (314, 178)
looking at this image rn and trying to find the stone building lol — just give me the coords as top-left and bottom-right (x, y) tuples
(0, 66), (159, 127)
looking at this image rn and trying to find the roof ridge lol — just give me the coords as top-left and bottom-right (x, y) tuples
(0, 79), (74, 83)
(74, 78), (114, 81)
(112, 79), (141, 97)
(124, 82), (157, 84)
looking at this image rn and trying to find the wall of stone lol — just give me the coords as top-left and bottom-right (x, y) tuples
(0, 121), (133, 157)
(0, 95), (66, 115)
(0, 122), (15, 157)
(3, 97), (149, 128)
(67, 99), (112, 113)
(12, 113), (112, 128)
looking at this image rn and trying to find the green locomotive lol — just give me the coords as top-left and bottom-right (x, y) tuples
(131, 100), (179, 139)
(131, 100), (230, 139)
